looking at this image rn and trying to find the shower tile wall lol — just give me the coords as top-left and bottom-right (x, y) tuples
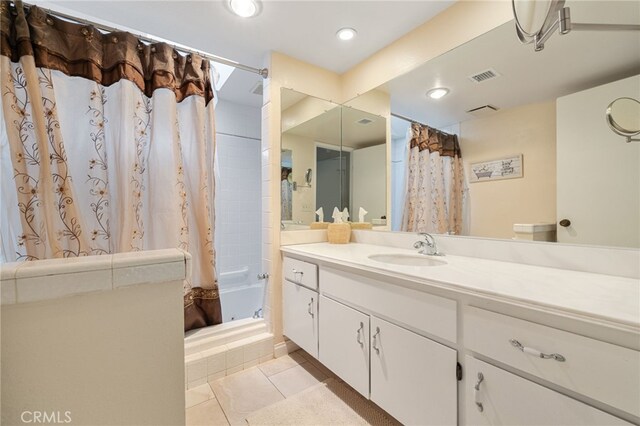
(214, 100), (262, 312)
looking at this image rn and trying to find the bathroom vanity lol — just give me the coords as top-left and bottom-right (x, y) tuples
(281, 242), (640, 425)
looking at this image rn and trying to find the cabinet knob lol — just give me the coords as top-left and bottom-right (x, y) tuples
(559, 219), (571, 227)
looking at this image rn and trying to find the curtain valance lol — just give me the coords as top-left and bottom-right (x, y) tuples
(409, 122), (462, 158)
(0, 1), (214, 104)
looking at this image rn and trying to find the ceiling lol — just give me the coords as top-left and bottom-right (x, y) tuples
(384, 0), (640, 132)
(44, 0), (455, 107)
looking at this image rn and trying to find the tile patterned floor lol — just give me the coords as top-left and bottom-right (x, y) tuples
(185, 350), (338, 426)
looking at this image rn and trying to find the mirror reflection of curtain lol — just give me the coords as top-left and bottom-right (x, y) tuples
(0, 2), (221, 331)
(401, 123), (468, 234)
(281, 167), (292, 220)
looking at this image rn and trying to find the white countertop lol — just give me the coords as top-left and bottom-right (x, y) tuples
(281, 243), (640, 329)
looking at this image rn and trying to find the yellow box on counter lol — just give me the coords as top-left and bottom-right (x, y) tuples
(327, 223), (351, 244)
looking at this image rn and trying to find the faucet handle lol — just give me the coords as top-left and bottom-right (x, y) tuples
(418, 232), (435, 245)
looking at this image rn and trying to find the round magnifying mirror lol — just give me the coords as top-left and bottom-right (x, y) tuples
(606, 97), (640, 140)
(512, 0), (565, 41)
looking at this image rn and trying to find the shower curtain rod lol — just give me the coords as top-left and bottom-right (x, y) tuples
(216, 132), (261, 142)
(16, 1), (269, 78)
(391, 112), (453, 136)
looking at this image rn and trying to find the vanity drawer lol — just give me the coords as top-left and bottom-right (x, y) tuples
(464, 306), (640, 417)
(320, 266), (457, 343)
(283, 257), (318, 290)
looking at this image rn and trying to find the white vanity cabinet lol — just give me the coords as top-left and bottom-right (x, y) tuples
(318, 264), (458, 425)
(281, 251), (640, 426)
(282, 258), (319, 358)
(465, 357), (632, 425)
(370, 316), (458, 426)
(318, 294), (458, 426)
(318, 295), (370, 397)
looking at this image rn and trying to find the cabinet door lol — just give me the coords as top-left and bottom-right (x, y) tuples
(371, 316), (457, 426)
(283, 280), (318, 358)
(318, 296), (370, 397)
(465, 356), (631, 425)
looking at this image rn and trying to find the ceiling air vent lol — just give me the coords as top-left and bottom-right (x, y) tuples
(356, 118), (374, 125)
(468, 68), (501, 83)
(251, 81), (263, 96)
(466, 105), (499, 118)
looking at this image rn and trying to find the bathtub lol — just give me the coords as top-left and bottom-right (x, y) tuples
(219, 282), (265, 322)
(218, 266), (265, 322)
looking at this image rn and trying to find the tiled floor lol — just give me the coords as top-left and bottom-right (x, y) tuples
(185, 350), (338, 426)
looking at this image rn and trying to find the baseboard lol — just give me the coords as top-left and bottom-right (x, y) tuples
(274, 339), (300, 358)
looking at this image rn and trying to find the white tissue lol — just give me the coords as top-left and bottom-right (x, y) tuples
(315, 207), (324, 222)
(332, 207), (343, 223)
(358, 207), (368, 223)
(342, 208), (350, 223)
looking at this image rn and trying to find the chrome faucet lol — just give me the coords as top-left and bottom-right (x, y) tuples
(413, 233), (444, 256)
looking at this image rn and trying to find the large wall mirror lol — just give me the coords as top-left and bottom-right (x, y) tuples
(345, 0), (639, 248)
(280, 89), (387, 231)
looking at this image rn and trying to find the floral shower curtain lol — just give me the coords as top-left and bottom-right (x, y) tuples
(281, 167), (292, 221)
(401, 122), (468, 234)
(0, 1), (221, 331)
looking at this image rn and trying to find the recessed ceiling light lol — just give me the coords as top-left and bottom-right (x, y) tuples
(336, 28), (357, 41)
(426, 88), (449, 100)
(229, 0), (260, 18)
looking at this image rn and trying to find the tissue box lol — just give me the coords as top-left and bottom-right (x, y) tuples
(350, 222), (373, 230)
(310, 222), (330, 230)
(327, 223), (351, 244)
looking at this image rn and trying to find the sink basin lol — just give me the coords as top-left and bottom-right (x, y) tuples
(368, 254), (447, 267)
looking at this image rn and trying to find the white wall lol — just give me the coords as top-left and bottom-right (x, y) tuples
(352, 144), (387, 222)
(215, 99), (261, 139)
(2, 282), (184, 426)
(557, 74), (640, 248)
(390, 117), (411, 231)
(214, 100), (262, 320)
(1, 251), (186, 426)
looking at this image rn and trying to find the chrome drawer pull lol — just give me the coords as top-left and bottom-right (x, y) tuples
(372, 327), (381, 353)
(356, 322), (364, 345)
(510, 339), (566, 362)
(474, 372), (484, 412)
(307, 298), (314, 317)
(292, 268), (304, 279)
